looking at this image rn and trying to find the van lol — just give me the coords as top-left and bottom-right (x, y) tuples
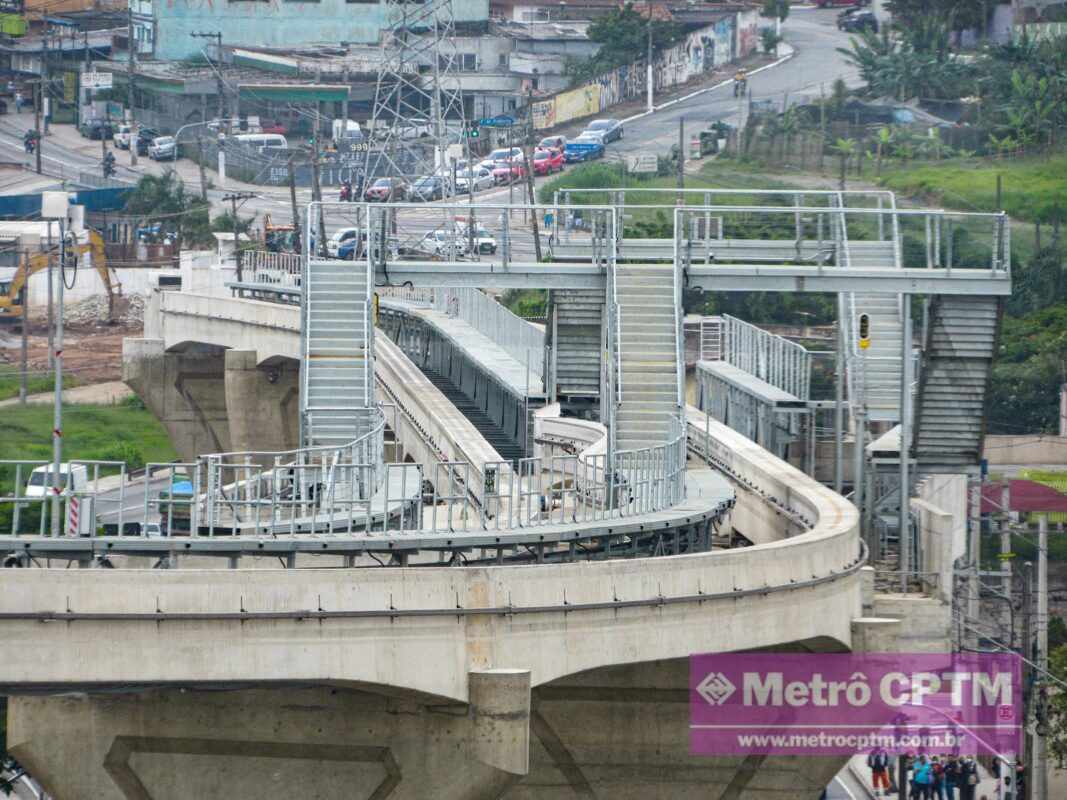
(24, 463), (88, 498)
(332, 119), (362, 144)
(233, 133), (288, 153)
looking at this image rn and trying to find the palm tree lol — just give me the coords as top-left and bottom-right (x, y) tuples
(875, 126), (893, 176)
(833, 138), (857, 190)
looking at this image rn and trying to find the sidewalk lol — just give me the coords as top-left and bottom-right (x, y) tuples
(848, 754), (1002, 799)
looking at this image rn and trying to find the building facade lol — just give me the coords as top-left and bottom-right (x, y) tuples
(149, 0), (491, 61)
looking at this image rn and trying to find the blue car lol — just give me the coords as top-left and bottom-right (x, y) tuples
(564, 135), (605, 163)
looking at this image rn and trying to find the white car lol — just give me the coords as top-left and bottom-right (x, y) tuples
(477, 147), (524, 172)
(454, 167), (495, 193)
(419, 229), (470, 257)
(113, 124), (133, 150)
(447, 219), (497, 254)
(148, 136), (177, 160)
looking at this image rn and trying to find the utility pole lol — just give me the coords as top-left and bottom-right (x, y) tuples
(1034, 513), (1049, 800)
(191, 32), (224, 123)
(646, 21), (654, 114)
(310, 103), (326, 253)
(41, 30), (49, 134)
(196, 136), (208, 200)
(677, 116), (685, 199)
(127, 4), (138, 166)
(19, 251), (28, 405)
(222, 191), (255, 281)
(287, 153), (302, 253)
(33, 81), (42, 174)
(524, 89), (542, 262)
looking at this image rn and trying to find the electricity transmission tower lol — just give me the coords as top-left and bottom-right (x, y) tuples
(366, 0), (467, 182)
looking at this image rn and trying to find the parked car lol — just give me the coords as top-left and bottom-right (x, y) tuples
(538, 135), (566, 152)
(79, 118), (113, 140)
(113, 123), (133, 149)
(338, 234), (399, 261)
(838, 8), (878, 31)
(477, 147), (523, 172)
(581, 118), (623, 143)
(564, 135), (606, 163)
(491, 161), (527, 185)
(455, 166), (495, 193)
(364, 177), (406, 202)
(532, 148), (564, 175)
(410, 175), (448, 202)
(135, 127), (159, 157)
(816, 0), (869, 6)
(148, 135), (177, 160)
(258, 119), (288, 136)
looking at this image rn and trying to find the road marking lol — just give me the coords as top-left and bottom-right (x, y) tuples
(835, 775), (858, 800)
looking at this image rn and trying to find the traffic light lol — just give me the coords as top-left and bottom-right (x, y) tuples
(103, 151), (116, 178)
(858, 313), (870, 350)
(466, 126), (480, 139)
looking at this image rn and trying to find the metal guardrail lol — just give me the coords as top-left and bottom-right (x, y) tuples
(433, 288), (546, 380)
(720, 314), (811, 401)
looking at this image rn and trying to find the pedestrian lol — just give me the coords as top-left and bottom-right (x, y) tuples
(943, 756), (959, 800)
(931, 756), (945, 800)
(958, 756), (978, 800)
(912, 755), (933, 800)
(14, 90), (22, 112)
(868, 748), (891, 797)
(1013, 758), (1025, 798)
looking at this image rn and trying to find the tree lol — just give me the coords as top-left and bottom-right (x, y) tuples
(123, 170), (213, 250)
(833, 138), (857, 189)
(874, 126), (893, 176)
(760, 0), (789, 23)
(565, 3), (684, 86)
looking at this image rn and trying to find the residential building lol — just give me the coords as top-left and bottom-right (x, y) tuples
(145, 0), (491, 62)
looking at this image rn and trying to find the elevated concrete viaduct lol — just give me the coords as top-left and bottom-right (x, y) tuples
(1, 407), (876, 799)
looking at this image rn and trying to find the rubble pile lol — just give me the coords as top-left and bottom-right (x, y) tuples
(63, 293), (147, 327)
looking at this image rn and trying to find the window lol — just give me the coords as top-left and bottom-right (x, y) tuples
(498, 53), (508, 69)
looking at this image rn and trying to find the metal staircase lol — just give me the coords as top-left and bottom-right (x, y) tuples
(301, 257), (376, 448)
(549, 289), (603, 402)
(912, 296), (1001, 472)
(614, 263), (682, 450)
(833, 193), (905, 423)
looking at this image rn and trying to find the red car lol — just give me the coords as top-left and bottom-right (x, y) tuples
(364, 177), (407, 201)
(532, 148), (564, 175)
(491, 161), (527, 185)
(258, 119), (288, 136)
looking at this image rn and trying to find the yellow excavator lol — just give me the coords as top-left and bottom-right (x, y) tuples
(0, 229), (120, 326)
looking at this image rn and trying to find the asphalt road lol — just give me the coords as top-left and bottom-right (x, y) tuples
(0, 7), (857, 227)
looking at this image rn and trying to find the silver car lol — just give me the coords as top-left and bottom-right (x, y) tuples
(148, 135), (177, 160)
(455, 167), (495, 193)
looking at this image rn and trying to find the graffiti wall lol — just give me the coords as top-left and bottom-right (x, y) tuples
(532, 14), (739, 130)
(736, 7), (760, 59)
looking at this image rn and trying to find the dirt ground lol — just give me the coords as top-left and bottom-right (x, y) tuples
(0, 295), (144, 386)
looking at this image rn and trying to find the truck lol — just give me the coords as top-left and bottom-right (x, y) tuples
(332, 119), (363, 145)
(24, 463), (95, 535)
(155, 476), (194, 534)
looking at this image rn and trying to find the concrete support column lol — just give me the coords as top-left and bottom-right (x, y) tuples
(223, 350), (299, 462)
(122, 338), (231, 464)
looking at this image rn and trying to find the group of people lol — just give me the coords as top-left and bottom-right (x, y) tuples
(868, 749), (1024, 800)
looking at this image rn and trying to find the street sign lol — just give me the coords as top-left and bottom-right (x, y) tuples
(82, 72), (113, 90)
(997, 552), (1017, 560)
(627, 153), (658, 174)
(478, 115), (516, 128)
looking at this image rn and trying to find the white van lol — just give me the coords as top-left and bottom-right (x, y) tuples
(327, 227), (360, 257)
(24, 463), (88, 498)
(233, 133), (288, 154)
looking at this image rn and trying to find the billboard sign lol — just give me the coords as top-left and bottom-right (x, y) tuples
(690, 652), (1021, 756)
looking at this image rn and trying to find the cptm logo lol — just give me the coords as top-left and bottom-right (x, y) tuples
(697, 672), (737, 706)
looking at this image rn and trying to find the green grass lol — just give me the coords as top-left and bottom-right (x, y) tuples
(0, 401), (177, 533)
(0, 402), (176, 472)
(0, 364), (77, 402)
(878, 156), (1067, 223)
